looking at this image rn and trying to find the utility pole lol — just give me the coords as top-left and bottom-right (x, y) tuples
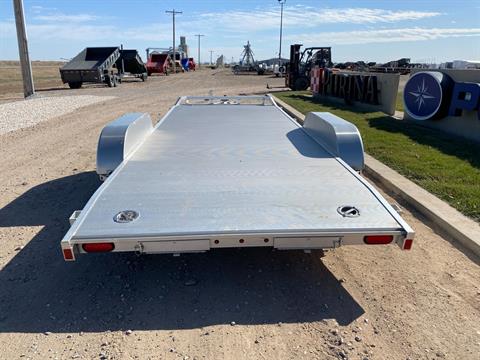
(209, 50), (214, 65)
(194, 34), (204, 69)
(13, 0), (34, 98)
(278, 0), (286, 65)
(165, 9), (182, 74)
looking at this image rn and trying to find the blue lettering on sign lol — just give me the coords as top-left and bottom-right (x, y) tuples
(404, 71), (480, 121)
(448, 82), (480, 119)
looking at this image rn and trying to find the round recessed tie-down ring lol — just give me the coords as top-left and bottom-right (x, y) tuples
(337, 205), (360, 218)
(113, 210), (139, 223)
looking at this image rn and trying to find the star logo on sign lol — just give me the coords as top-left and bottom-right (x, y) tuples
(409, 78), (435, 111)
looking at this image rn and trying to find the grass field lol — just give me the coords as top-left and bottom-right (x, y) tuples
(275, 91), (480, 222)
(396, 91), (404, 112)
(0, 60), (65, 96)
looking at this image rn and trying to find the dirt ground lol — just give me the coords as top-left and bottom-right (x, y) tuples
(0, 69), (479, 360)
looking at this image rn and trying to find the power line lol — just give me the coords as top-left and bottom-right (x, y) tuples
(165, 9), (182, 73)
(195, 34), (205, 69)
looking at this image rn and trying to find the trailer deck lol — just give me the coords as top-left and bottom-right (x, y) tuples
(61, 96), (413, 259)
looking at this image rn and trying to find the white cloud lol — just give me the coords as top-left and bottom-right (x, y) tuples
(314, 8), (442, 24)
(29, 5), (102, 23)
(27, 23), (119, 41)
(3, 18), (476, 53)
(7, 5), (444, 43)
(31, 5), (57, 13)
(0, 20), (15, 37)
(0, 20), (171, 42)
(1, 5), (475, 62)
(287, 27), (480, 45)
(195, 6), (442, 32)
(33, 13), (100, 22)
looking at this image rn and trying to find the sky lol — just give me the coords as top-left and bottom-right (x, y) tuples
(1, 0), (480, 64)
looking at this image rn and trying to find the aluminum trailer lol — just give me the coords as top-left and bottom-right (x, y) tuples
(60, 47), (121, 88)
(61, 95), (414, 261)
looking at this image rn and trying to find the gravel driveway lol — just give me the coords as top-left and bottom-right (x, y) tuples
(0, 95), (115, 135)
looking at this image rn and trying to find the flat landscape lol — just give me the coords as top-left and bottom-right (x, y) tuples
(0, 68), (479, 360)
(0, 61), (66, 99)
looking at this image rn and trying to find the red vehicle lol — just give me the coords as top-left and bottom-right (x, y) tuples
(146, 53), (172, 76)
(188, 58), (196, 71)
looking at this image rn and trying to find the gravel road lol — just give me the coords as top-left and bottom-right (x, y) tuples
(0, 69), (479, 360)
(0, 95), (115, 135)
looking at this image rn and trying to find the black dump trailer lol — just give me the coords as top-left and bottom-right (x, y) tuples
(60, 47), (121, 89)
(115, 49), (148, 82)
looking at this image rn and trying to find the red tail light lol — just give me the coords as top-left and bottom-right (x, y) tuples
(403, 239), (413, 250)
(63, 248), (75, 261)
(364, 235), (393, 244)
(82, 243), (115, 253)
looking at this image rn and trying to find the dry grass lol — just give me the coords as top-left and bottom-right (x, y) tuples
(0, 60), (66, 96)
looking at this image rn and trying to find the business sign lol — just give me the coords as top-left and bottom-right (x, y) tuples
(403, 69), (480, 142)
(311, 67), (399, 115)
(404, 71), (480, 121)
(311, 68), (379, 104)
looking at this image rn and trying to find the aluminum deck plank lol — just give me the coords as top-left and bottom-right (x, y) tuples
(73, 104), (401, 240)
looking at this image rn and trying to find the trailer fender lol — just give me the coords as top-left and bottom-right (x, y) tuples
(303, 112), (364, 171)
(96, 113), (153, 180)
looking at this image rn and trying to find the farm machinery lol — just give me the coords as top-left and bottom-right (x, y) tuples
(146, 47), (190, 74)
(232, 41), (265, 75)
(181, 57), (196, 71)
(146, 53), (173, 76)
(285, 44), (332, 90)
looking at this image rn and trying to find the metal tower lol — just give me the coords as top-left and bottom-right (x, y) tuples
(240, 41), (255, 66)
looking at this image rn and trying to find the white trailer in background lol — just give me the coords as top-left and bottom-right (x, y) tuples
(452, 60), (480, 70)
(61, 95), (414, 261)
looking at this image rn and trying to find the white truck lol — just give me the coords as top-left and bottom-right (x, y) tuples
(61, 95), (413, 261)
